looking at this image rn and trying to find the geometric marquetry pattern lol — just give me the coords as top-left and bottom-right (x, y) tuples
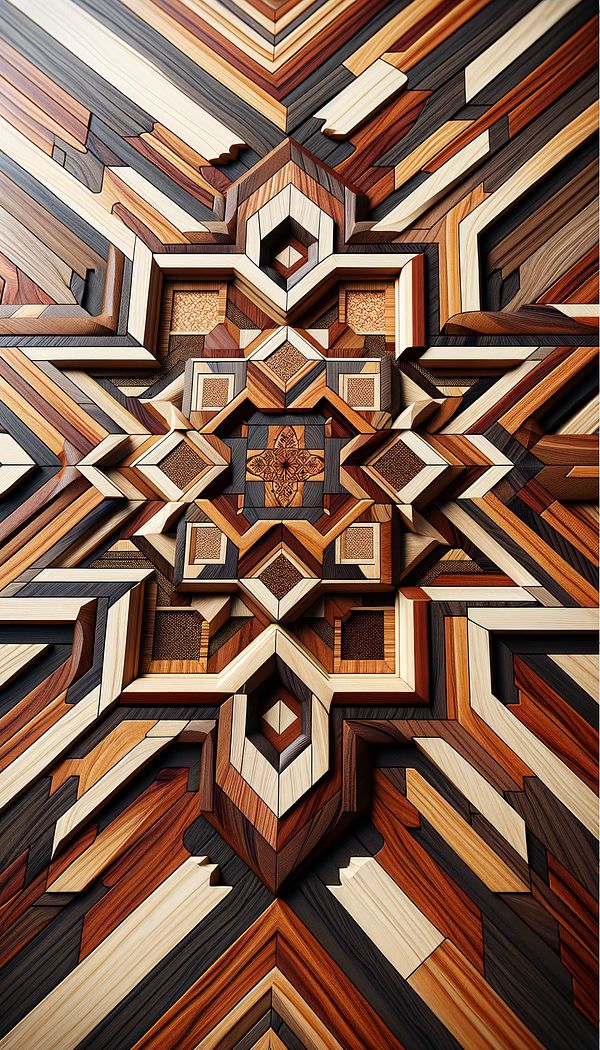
(0, 1), (597, 1047)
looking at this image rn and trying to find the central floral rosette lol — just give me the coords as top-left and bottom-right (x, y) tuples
(247, 425), (325, 508)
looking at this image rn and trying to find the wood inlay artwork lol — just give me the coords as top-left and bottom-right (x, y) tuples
(0, 0), (597, 1047)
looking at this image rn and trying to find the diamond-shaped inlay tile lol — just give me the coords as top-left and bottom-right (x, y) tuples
(372, 440), (423, 492)
(262, 699), (296, 734)
(265, 341), (307, 383)
(274, 245), (302, 268)
(258, 553), (303, 599)
(160, 441), (208, 490)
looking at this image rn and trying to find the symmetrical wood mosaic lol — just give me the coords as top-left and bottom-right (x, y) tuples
(0, 0), (598, 1046)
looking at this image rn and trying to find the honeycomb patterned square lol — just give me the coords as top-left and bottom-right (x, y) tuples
(345, 291), (386, 334)
(201, 376), (230, 409)
(345, 376), (376, 409)
(171, 291), (220, 334)
(193, 524), (224, 563)
(343, 525), (375, 562)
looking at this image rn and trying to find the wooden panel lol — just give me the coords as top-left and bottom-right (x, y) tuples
(0, 3), (597, 1047)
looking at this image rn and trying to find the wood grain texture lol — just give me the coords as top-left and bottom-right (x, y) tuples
(0, 0), (597, 1046)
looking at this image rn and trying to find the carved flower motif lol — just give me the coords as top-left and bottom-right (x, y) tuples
(247, 425), (324, 507)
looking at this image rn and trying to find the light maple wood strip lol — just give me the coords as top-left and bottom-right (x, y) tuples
(442, 502), (540, 588)
(52, 723), (188, 855)
(0, 374), (65, 456)
(311, 695), (329, 783)
(119, 0), (287, 126)
(50, 720), (156, 797)
(424, 588), (533, 603)
(112, 167), (209, 233)
(0, 205), (76, 303)
(271, 970), (346, 1050)
(278, 744), (311, 817)
(22, 346), (157, 367)
(67, 371), (151, 434)
(465, 0), (579, 101)
(459, 103), (598, 309)
(437, 183), (486, 323)
(165, 0), (276, 63)
(445, 617), (532, 783)
(192, 971), (274, 1050)
(380, 0), (491, 75)
(141, 126), (215, 195)
(263, 0), (358, 70)
(328, 855), (444, 976)
(408, 939), (544, 1049)
(346, 0), (482, 75)
(314, 60), (407, 138)
(0, 488), (105, 592)
(127, 237), (154, 346)
(499, 346), (597, 433)
(0, 690), (100, 813)
(468, 617), (599, 836)
(475, 493), (598, 608)
(104, 171), (188, 246)
(421, 345), (538, 368)
(468, 607), (597, 633)
(193, 968), (345, 1050)
(254, 1031), (287, 1050)
(549, 653), (599, 703)
(374, 131), (490, 233)
(540, 500), (598, 562)
(0, 857), (230, 1050)
(557, 392), (599, 435)
(241, 733), (279, 813)
(406, 768), (530, 892)
(0, 642), (48, 690)
(414, 737), (528, 860)
(133, 0), (357, 75)
(7, 0), (245, 163)
(0, 116), (135, 257)
(3, 348), (108, 443)
(394, 120), (472, 189)
(0, 598), (92, 623)
(48, 766), (187, 892)
(98, 582), (147, 713)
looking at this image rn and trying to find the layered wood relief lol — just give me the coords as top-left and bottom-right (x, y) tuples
(0, 0), (598, 1047)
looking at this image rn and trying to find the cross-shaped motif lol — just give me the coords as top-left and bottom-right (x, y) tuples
(246, 425), (324, 507)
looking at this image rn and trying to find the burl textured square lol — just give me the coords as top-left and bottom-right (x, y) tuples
(0, 1), (597, 1048)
